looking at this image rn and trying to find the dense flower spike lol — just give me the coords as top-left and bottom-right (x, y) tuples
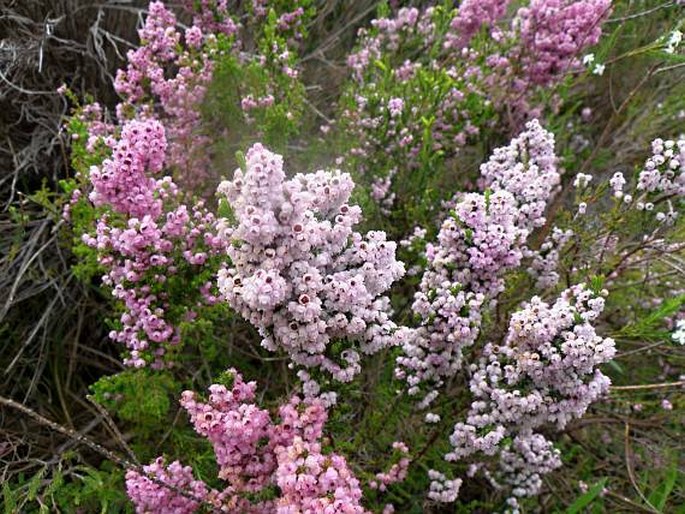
(114, 1), (215, 187)
(88, 119), (166, 218)
(438, 284), (614, 501)
(216, 144), (405, 382)
(497, 432), (562, 500)
(480, 119), (561, 230)
(479, 0), (613, 123)
(448, 284), (615, 456)
(125, 458), (210, 514)
(126, 369), (372, 513)
(396, 121), (560, 405)
(427, 469), (462, 502)
(180, 373), (279, 491)
(82, 118), (225, 368)
(515, 0), (612, 87)
(275, 437), (366, 513)
(445, 0), (511, 50)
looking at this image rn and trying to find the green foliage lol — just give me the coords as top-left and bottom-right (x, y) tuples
(90, 369), (177, 428)
(332, 2), (498, 238)
(200, 11), (307, 171)
(566, 478), (607, 514)
(646, 460), (679, 512)
(54, 464), (130, 513)
(617, 294), (685, 342)
(2, 462), (131, 514)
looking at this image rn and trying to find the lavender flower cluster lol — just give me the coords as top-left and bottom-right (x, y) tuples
(216, 144), (405, 383)
(396, 120), (560, 406)
(441, 284), (615, 502)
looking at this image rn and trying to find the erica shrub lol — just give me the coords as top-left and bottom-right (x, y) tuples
(15, 0), (682, 512)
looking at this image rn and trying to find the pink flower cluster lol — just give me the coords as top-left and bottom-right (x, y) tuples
(126, 369), (369, 513)
(216, 144), (405, 382)
(440, 284), (615, 501)
(478, 0), (611, 125)
(396, 121), (560, 405)
(445, 0), (511, 50)
(126, 458), (209, 514)
(180, 0), (239, 38)
(88, 119), (166, 218)
(241, 94), (275, 113)
(275, 437), (365, 513)
(497, 432), (561, 502)
(369, 442), (410, 492)
(524, 227), (574, 289)
(114, 1), (216, 188)
(427, 469), (462, 502)
(515, 0), (612, 86)
(114, 2), (181, 103)
(77, 102), (115, 152)
(276, 6), (306, 36)
(82, 118), (225, 367)
(347, 7), (430, 81)
(479, 119), (561, 231)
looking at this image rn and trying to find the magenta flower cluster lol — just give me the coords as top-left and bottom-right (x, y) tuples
(126, 369), (369, 513)
(216, 143), (405, 382)
(88, 119), (167, 218)
(180, 0), (239, 38)
(126, 458), (209, 514)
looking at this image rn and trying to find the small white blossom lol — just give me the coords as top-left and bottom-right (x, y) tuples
(425, 413), (441, 423)
(673, 319), (685, 345)
(665, 30), (683, 54)
(573, 173), (593, 188)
